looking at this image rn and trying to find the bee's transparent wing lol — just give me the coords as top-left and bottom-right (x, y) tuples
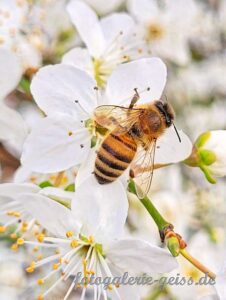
(94, 105), (143, 135)
(130, 139), (157, 199)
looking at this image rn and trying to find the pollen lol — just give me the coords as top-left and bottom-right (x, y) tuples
(70, 240), (79, 248)
(11, 243), (18, 251)
(0, 226), (6, 233)
(37, 233), (45, 243)
(37, 294), (43, 300)
(10, 233), (18, 239)
(37, 278), (44, 285)
(66, 231), (74, 238)
(26, 261), (36, 273)
(26, 266), (35, 273)
(108, 284), (113, 291)
(33, 246), (39, 252)
(7, 211), (21, 217)
(52, 263), (60, 270)
(37, 254), (44, 260)
(17, 238), (25, 246)
(88, 235), (94, 244)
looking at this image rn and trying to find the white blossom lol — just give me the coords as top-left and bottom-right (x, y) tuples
(64, 0), (149, 86)
(21, 58), (192, 175)
(19, 175), (178, 300)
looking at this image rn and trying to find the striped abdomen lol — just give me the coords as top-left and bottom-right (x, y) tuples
(94, 132), (137, 184)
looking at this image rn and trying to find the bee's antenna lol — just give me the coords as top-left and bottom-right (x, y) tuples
(173, 123), (181, 143)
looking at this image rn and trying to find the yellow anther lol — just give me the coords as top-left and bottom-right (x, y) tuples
(14, 212), (21, 217)
(37, 254), (43, 260)
(7, 211), (14, 216)
(77, 284), (81, 288)
(10, 233), (17, 239)
(68, 131), (73, 136)
(11, 243), (18, 251)
(52, 263), (60, 270)
(88, 235), (94, 244)
(66, 231), (74, 238)
(37, 278), (44, 285)
(17, 238), (25, 246)
(30, 261), (36, 268)
(33, 246), (39, 252)
(90, 270), (95, 275)
(37, 294), (43, 300)
(108, 284), (113, 291)
(55, 249), (60, 254)
(22, 222), (28, 227)
(59, 258), (63, 263)
(70, 240), (79, 248)
(26, 266), (34, 273)
(61, 271), (65, 277)
(0, 226), (6, 233)
(115, 283), (120, 288)
(37, 233), (44, 243)
(64, 259), (69, 265)
(7, 211), (21, 217)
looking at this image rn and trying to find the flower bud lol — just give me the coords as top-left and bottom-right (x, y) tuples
(185, 131), (226, 183)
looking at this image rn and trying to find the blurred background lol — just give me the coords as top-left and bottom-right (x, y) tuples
(0, 0), (226, 299)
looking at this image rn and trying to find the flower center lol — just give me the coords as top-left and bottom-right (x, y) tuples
(146, 22), (165, 42)
(23, 230), (106, 299)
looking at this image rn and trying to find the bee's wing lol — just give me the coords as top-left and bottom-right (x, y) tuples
(130, 139), (157, 199)
(94, 105), (143, 135)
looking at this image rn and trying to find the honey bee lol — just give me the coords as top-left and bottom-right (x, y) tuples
(93, 89), (180, 198)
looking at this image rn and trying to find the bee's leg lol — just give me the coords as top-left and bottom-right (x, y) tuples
(129, 88), (140, 109)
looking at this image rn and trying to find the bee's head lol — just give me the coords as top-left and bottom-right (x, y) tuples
(154, 100), (174, 128)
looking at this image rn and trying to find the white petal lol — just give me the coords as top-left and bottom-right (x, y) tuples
(75, 148), (96, 187)
(30, 64), (97, 118)
(0, 48), (22, 99)
(0, 104), (28, 157)
(40, 187), (74, 202)
(215, 274), (226, 300)
(71, 175), (128, 243)
(66, 0), (105, 57)
(83, 0), (124, 16)
(0, 183), (40, 198)
(154, 127), (192, 164)
(100, 13), (135, 45)
(19, 193), (80, 237)
(105, 58), (167, 106)
(127, 0), (158, 22)
(21, 114), (90, 173)
(106, 239), (178, 274)
(62, 47), (93, 75)
(13, 165), (33, 183)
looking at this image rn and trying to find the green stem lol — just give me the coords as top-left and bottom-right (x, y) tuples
(128, 180), (170, 231)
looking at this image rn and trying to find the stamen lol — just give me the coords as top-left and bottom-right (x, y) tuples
(88, 236), (94, 244)
(66, 231), (74, 238)
(0, 226), (6, 233)
(17, 238), (25, 246)
(11, 244), (18, 251)
(37, 279), (44, 285)
(37, 233), (45, 243)
(70, 240), (79, 248)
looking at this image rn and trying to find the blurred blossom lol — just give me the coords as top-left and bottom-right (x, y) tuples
(18, 176), (177, 300)
(127, 0), (197, 65)
(64, 0), (149, 86)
